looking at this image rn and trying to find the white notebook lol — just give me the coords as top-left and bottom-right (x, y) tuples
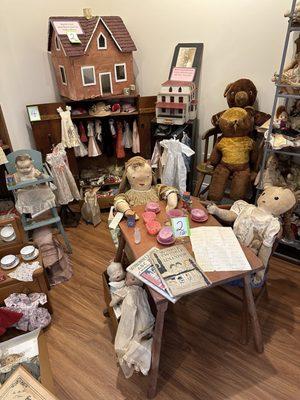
(190, 226), (251, 272)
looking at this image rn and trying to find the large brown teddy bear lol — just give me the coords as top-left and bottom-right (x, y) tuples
(208, 107), (257, 202)
(212, 78), (270, 128)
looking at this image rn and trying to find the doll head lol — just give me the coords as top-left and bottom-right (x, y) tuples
(107, 261), (125, 282)
(119, 156), (155, 193)
(257, 186), (296, 217)
(276, 105), (289, 123)
(15, 154), (36, 180)
(219, 106), (254, 137)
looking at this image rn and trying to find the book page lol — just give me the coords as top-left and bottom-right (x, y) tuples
(190, 227), (251, 272)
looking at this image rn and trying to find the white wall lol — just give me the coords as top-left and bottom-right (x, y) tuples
(0, 0), (293, 151)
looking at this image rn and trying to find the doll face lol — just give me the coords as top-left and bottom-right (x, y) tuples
(257, 186), (296, 216)
(127, 163), (152, 191)
(16, 158), (34, 176)
(278, 111), (288, 122)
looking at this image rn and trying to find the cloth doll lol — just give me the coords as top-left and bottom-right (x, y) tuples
(114, 156), (178, 217)
(208, 107), (257, 202)
(87, 122), (101, 157)
(207, 186), (297, 286)
(211, 79), (270, 128)
(273, 106), (290, 130)
(110, 272), (155, 378)
(57, 106), (81, 148)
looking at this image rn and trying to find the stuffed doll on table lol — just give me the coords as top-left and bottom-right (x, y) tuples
(114, 156), (178, 217)
(207, 186), (297, 287)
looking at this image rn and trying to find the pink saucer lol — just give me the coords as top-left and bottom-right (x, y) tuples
(191, 208), (208, 222)
(145, 202), (160, 213)
(146, 220), (162, 235)
(142, 211), (156, 224)
(166, 209), (184, 218)
(156, 226), (175, 245)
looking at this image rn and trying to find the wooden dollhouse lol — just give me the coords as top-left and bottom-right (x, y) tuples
(48, 14), (136, 100)
(156, 80), (197, 125)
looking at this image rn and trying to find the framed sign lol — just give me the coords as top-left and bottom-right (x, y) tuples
(171, 216), (191, 238)
(26, 106), (41, 122)
(168, 43), (203, 83)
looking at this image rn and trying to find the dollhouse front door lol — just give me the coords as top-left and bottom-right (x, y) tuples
(99, 72), (113, 95)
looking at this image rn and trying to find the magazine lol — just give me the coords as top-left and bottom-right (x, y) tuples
(126, 248), (179, 303)
(150, 245), (210, 297)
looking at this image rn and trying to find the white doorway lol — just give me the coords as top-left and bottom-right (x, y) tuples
(99, 72), (113, 95)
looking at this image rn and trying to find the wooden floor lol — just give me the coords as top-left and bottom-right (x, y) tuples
(46, 217), (300, 400)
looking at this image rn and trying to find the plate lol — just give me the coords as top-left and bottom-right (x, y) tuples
(1, 256), (20, 270)
(22, 248), (39, 261)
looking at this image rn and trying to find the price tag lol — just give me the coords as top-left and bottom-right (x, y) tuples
(67, 31), (81, 43)
(171, 216), (190, 238)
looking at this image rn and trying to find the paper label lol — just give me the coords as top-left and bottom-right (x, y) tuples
(109, 212), (124, 230)
(170, 67), (195, 82)
(67, 31), (81, 43)
(171, 216), (191, 238)
(53, 21), (83, 35)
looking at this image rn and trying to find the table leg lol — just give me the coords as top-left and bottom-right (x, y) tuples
(114, 233), (126, 264)
(240, 286), (249, 345)
(38, 272), (53, 314)
(243, 274), (263, 353)
(147, 300), (168, 399)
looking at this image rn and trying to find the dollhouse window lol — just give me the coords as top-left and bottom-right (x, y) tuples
(169, 87), (172, 92)
(178, 87), (182, 92)
(81, 66), (96, 86)
(59, 65), (67, 85)
(170, 96), (174, 102)
(178, 109), (183, 114)
(114, 63), (127, 82)
(162, 95), (166, 102)
(97, 33), (107, 49)
(55, 35), (60, 51)
(179, 97), (183, 103)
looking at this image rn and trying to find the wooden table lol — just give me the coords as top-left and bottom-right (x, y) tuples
(115, 198), (263, 398)
(0, 254), (53, 313)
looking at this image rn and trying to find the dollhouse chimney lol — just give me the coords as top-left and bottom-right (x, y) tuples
(83, 8), (93, 19)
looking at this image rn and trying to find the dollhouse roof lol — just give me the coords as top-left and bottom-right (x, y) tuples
(48, 16), (136, 56)
(161, 80), (195, 87)
(156, 102), (186, 109)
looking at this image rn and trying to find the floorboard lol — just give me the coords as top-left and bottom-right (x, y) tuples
(46, 216), (300, 400)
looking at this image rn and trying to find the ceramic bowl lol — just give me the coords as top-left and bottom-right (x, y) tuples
(191, 208), (208, 222)
(157, 226), (175, 245)
(0, 225), (16, 242)
(166, 209), (184, 218)
(145, 202), (160, 214)
(1, 254), (16, 268)
(20, 245), (36, 260)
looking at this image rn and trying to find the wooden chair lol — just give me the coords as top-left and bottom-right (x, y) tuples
(5, 149), (72, 253)
(193, 127), (221, 197)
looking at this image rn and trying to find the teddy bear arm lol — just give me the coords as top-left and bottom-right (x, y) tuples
(211, 111), (225, 127)
(209, 144), (222, 166)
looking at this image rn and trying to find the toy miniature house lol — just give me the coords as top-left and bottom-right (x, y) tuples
(48, 15), (136, 100)
(156, 80), (197, 125)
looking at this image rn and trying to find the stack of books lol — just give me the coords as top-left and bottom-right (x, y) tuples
(127, 245), (210, 303)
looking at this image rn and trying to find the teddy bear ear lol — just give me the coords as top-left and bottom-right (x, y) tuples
(244, 106), (255, 117)
(223, 82), (233, 97)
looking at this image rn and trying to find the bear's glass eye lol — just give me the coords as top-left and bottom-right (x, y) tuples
(249, 91), (253, 95)
(274, 196), (279, 200)
(261, 192), (265, 196)
(231, 91), (235, 96)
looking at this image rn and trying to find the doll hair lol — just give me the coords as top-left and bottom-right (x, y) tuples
(276, 105), (288, 119)
(118, 156), (157, 193)
(15, 154), (32, 163)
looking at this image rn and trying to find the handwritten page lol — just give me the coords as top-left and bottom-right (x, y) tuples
(190, 227), (251, 272)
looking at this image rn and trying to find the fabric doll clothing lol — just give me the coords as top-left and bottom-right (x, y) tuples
(114, 184), (178, 209)
(160, 139), (195, 194)
(57, 106), (81, 148)
(114, 285), (155, 378)
(87, 122), (102, 157)
(73, 125), (88, 157)
(230, 200), (281, 253)
(181, 132), (193, 172)
(95, 120), (103, 142)
(4, 293), (51, 332)
(116, 122), (125, 158)
(0, 147), (8, 165)
(8, 261), (40, 282)
(46, 145), (81, 205)
(0, 308), (23, 336)
(132, 120), (140, 154)
(15, 186), (56, 215)
(78, 122), (88, 143)
(123, 121), (133, 149)
(151, 141), (164, 180)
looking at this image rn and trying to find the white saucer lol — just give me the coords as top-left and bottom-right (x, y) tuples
(1, 234), (16, 242)
(22, 248), (39, 261)
(1, 256), (20, 270)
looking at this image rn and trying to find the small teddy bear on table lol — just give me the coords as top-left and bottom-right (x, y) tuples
(207, 186), (297, 287)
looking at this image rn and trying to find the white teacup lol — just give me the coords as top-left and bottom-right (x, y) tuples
(1, 254), (16, 268)
(20, 245), (36, 260)
(0, 225), (15, 242)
